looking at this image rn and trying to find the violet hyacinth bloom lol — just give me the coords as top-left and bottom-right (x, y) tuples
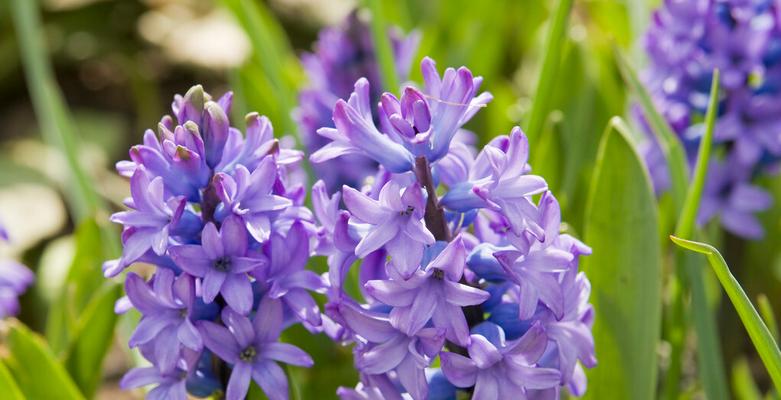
(440, 322), (561, 399)
(199, 300), (313, 400)
(107, 85), (319, 400)
(642, 0), (781, 239)
(0, 224), (34, 319)
(296, 13), (420, 191)
(310, 57), (595, 398)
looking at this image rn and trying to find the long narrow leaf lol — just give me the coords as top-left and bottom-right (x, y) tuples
(365, 0), (401, 91)
(221, 0), (298, 141)
(2, 321), (86, 400)
(64, 284), (122, 398)
(758, 294), (779, 343)
(0, 361), (24, 400)
(582, 117), (662, 400)
(525, 0), (574, 143)
(672, 70), (729, 400)
(670, 236), (781, 393)
(614, 47), (688, 214)
(675, 70), (719, 238)
(8, 0), (99, 222)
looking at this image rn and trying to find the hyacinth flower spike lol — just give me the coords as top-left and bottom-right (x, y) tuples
(198, 299), (313, 400)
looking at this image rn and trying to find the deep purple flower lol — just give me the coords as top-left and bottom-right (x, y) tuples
(168, 216), (264, 314)
(213, 156), (292, 242)
(440, 322), (560, 399)
(334, 300), (445, 400)
(364, 236), (489, 345)
(343, 181), (434, 278)
(198, 299), (313, 400)
(120, 365), (188, 400)
(125, 269), (201, 372)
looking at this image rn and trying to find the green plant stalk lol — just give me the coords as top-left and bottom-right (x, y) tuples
(758, 294), (780, 343)
(365, 0), (401, 91)
(221, 0), (297, 142)
(9, 0), (99, 222)
(525, 0), (574, 143)
(671, 70), (728, 400)
(670, 236), (781, 393)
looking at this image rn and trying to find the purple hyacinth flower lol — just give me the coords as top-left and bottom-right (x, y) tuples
(168, 216), (265, 314)
(120, 365), (188, 400)
(311, 78), (416, 173)
(440, 322), (560, 399)
(540, 269), (596, 394)
(258, 221), (325, 328)
(342, 181), (435, 278)
(334, 300), (445, 400)
(364, 236), (489, 346)
(125, 269), (202, 372)
(198, 298), (314, 400)
(418, 57), (493, 161)
(296, 13), (420, 191)
(213, 156), (293, 243)
(0, 260), (34, 319)
(105, 168), (186, 277)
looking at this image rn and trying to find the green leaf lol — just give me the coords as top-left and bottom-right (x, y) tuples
(732, 358), (763, 400)
(582, 117), (662, 400)
(365, 0), (401, 91)
(671, 70), (729, 400)
(524, 0), (574, 143)
(8, 0), (100, 222)
(2, 321), (85, 400)
(0, 361), (24, 400)
(46, 219), (109, 354)
(614, 46), (689, 217)
(220, 0), (298, 141)
(675, 70), (719, 239)
(64, 283), (122, 398)
(670, 236), (781, 393)
(758, 294), (779, 343)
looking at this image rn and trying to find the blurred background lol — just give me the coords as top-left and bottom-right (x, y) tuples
(1, 0), (780, 398)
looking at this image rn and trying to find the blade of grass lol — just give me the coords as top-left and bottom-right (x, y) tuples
(758, 294), (779, 343)
(524, 0), (574, 143)
(614, 46), (688, 215)
(670, 236), (781, 393)
(221, 0), (298, 141)
(9, 0), (99, 222)
(675, 69), (719, 238)
(669, 70), (728, 400)
(365, 0), (401, 91)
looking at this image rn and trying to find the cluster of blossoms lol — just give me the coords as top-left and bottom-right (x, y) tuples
(311, 57), (596, 399)
(105, 86), (324, 400)
(642, 0), (781, 238)
(0, 224), (34, 319)
(295, 12), (420, 191)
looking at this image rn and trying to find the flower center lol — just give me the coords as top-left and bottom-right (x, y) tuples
(213, 256), (232, 272)
(399, 205), (415, 216)
(239, 346), (257, 362)
(432, 269), (445, 280)
(179, 308), (188, 318)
